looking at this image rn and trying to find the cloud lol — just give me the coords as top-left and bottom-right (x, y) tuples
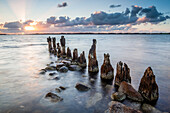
(4, 21), (23, 29)
(131, 5), (142, 17)
(58, 2), (67, 8)
(0, 5), (169, 33)
(47, 16), (70, 24)
(110, 4), (121, 8)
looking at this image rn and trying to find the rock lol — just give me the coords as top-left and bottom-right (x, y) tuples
(142, 103), (162, 113)
(59, 86), (66, 90)
(111, 92), (126, 102)
(45, 92), (63, 102)
(61, 60), (71, 67)
(75, 83), (90, 91)
(56, 63), (65, 70)
(68, 65), (78, 71)
(66, 47), (72, 59)
(45, 66), (56, 71)
(53, 77), (60, 80)
(57, 43), (61, 57)
(88, 39), (99, 73)
(49, 72), (57, 76)
(105, 101), (142, 113)
(138, 67), (159, 102)
(82, 75), (87, 77)
(78, 51), (87, 68)
(55, 88), (61, 93)
(90, 78), (95, 83)
(72, 48), (78, 62)
(59, 66), (68, 72)
(118, 81), (143, 102)
(47, 37), (52, 53)
(101, 53), (114, 80)
(86, 93), (102, 108)
(114, 61), (131, 87)
(39, 69), (46, 74)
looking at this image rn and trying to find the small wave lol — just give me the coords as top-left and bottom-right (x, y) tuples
(1, 43), (47, 49)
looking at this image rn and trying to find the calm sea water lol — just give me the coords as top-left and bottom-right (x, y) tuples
(0, 34), (170, 113)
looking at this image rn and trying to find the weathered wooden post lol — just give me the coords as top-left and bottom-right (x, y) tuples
(114, 61), (131, 87)
(88, 39), (98, 73)
(52, 37), (57, 55)
(78, 51), (86, 68)
(66, 47), (72, 59)
(100, 53), (114, 80)
(60, 36), (66, 57)
(57, 43), (61, 57)
(47, 36), (52, 53)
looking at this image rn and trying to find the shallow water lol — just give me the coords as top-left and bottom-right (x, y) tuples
(0, 34), (170, 113)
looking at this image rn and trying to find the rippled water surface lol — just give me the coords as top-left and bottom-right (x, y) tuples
(0, 35), (170, 113)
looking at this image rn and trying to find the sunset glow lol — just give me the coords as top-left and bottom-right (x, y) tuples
(24, 26), (35, 31)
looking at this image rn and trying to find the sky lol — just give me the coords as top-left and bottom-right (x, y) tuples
(0, 0), (170, 34)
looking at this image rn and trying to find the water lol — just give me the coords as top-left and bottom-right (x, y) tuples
(0, 34), (170, 113)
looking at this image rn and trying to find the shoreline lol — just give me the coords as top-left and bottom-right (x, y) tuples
(0, 32), (170, 35)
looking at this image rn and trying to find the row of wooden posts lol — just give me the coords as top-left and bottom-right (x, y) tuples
(47, 35), (159, 103)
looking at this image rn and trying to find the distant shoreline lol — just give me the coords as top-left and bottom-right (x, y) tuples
(0, 32), (170, 35)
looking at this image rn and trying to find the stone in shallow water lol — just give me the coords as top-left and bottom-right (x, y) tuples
(105, 101), (142, 113)
(118, 81), (143, 102)
(138, 67), (159, 102)
(111, 92), (126, 102)
(55, 88), (61, 93)
(86, 93), (102, 108)
(45, 66), (56, 71)
(59, 86), (67, 90)
(142, 103), (162, 113)
(75, 83), (90, 91)
(49, 72), (57, 76)
(45, 92), (63, 102)
(59, 66), (68, 73)
(39, 69), (46, 74)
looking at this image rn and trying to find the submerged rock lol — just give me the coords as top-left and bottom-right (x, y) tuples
(78, 51), (87, 68)
(59, 66), (68, 72)
(118, 81), (143, 102)
(75, 83), (90, 91)
(45, 66), (56, 71)
(49, 72), (57, 76)
(68, 65), (82, 71)
(142, 103), (162, 113)
(114, 61), (131, 87)
(59, 86), (67, 90)
(45, 92), (63, 102)
(88, 39), (99, 73)
(55, 88), (61, 93)
(56, 63), (65, 70)
(39, 69), (46, 74)
(86, 93), (102, 108)
(105, 101), (142, 113)
(101, 53), (114, 80)
(138, 67), (159, 102)
(111, 92), (126, 102)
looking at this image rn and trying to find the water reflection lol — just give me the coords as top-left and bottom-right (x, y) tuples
(0, 35), (170, 112)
